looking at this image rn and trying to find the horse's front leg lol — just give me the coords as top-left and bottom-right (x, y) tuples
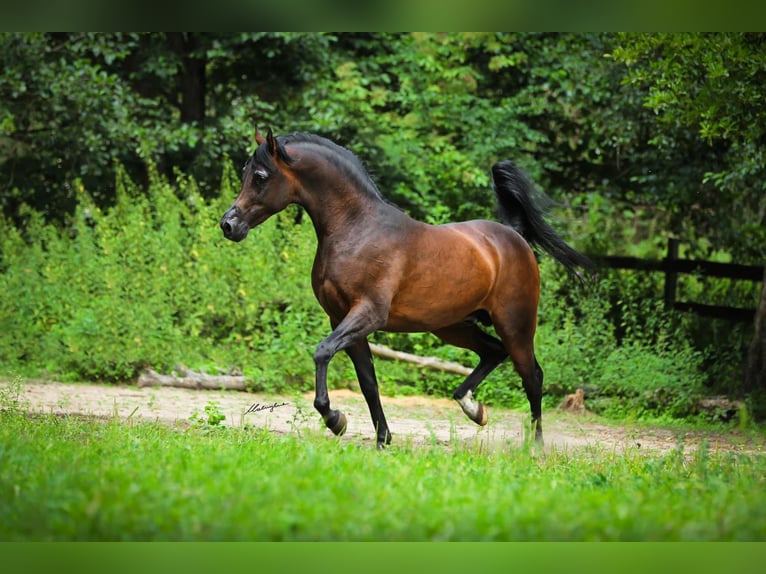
(313, 302), (386, 440)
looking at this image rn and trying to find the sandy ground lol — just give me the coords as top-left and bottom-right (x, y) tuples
(8, 380), (764, 456)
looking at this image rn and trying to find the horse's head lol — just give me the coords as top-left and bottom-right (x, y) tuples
(220, 127), (296, 242)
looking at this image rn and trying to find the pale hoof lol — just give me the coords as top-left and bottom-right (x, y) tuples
(474, 402), (488, 426)
(456, 390), (488, 426)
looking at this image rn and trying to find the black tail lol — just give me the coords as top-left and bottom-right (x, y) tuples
(492, 160), (594, 275)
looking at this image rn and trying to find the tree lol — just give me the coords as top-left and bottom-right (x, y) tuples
(746, 267), (766, 398)
(0, 32), (334, 222)
(608, 33), (766, 262)
(608, 33), (766, 404)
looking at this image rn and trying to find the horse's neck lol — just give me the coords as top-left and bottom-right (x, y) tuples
(299, 178), (388, 240)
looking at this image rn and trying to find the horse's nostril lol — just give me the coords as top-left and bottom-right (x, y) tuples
(222, 220), (232, 235)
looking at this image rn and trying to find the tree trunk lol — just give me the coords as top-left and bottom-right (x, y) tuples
(167, 33), (206, 124)
(745, 266), (766, 394)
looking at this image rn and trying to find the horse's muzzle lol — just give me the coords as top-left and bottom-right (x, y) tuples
(220, 207), (249, 242)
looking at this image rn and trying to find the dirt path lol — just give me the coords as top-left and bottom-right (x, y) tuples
(12, 380), (765, 455)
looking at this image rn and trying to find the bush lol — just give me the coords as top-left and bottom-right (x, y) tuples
(0, 163), (323, 386)
(590, 344), (706, 419)
(528, 255), (708, 421)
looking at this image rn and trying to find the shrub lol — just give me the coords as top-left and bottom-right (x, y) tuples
(590, 344), (706, 419)
(0, 163), (322, 386)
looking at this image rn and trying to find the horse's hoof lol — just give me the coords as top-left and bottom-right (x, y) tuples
(475, 403), (488, 426)
(532, 420), (543, 443)
(456, 390), (488, 426)
(325, 410), (347, 436)
(466, 402), (488, 426)
(376, 431), (392, 450)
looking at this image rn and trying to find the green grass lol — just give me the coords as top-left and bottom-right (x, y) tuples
(2, 405), (765, 541)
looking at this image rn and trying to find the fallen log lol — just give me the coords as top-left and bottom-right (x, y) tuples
(137, 365), (249, 391)
(697, 395), (743, 422)
(368, 343), (472, 377)
(137, 345), (472, 392)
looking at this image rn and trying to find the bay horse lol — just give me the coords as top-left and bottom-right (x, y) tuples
(220, 128), (592, 449)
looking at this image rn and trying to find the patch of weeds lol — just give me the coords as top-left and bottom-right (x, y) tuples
(189, 401), (226, 433)
(425, 423), (439, 447)
(56, 394), (72, 411)
(0, 376), (29, 415)
(287, 393), (314, 438)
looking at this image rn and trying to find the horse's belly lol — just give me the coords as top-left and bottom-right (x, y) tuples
(384, 281), (490, 332)
(382, 226), (501, 331)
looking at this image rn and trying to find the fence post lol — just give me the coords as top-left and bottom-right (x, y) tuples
(663, 238), (680, 311)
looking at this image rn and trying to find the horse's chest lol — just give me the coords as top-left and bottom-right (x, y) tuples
(311, 247), (389, 319)
(311, 271), (359, 322)
(311, 253), (353, 316)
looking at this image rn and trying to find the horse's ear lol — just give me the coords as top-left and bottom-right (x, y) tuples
(254, 125), (265, 145)
(266, 127), (278, 158)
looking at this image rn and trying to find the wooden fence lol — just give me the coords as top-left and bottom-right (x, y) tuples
(597, 238), (764, 322)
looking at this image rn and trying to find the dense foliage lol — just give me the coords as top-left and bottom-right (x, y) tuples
(1, 32), (764, 419)
(2, 32), (763, 260)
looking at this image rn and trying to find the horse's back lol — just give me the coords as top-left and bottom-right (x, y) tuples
(440, 219), (538, 277)
(441, 219), (529, 252)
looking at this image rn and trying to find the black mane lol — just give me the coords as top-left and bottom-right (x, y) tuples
(255, 132), (384, 200)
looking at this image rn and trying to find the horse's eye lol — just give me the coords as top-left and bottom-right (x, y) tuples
(254, 168), (268, 181)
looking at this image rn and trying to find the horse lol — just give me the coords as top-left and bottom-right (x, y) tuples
(220, 127), (592, 450)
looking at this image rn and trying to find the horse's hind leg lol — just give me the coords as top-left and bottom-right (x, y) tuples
(519, 354), (544, 444)
(493, 319), (544, 444)
(345, 340), (392, 449)
(432, 322), (508, 426)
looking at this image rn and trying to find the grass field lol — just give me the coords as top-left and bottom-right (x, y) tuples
(2, 393), (765, 541)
